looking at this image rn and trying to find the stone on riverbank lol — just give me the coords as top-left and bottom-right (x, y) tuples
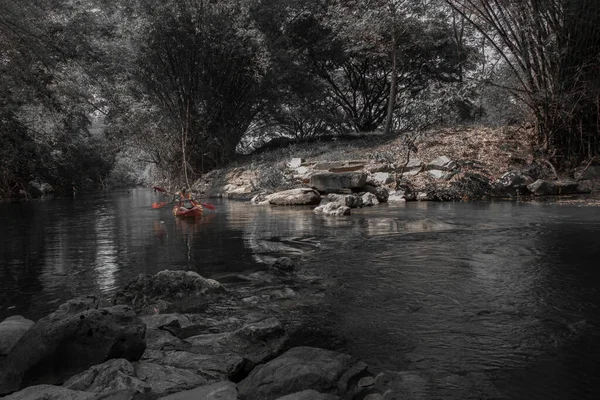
(327, 193), (363, 208)
(0, 301), (146, 395)
(266, 188), (321, 206)
(237, 346), (369, 400)
(527, 179), (581, 196)
(113, 270), (226, 315)
(0, 315), (34, 356)
(310, 172), (367, 192)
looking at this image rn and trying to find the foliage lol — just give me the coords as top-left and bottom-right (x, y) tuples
(446, 0), (600, 164)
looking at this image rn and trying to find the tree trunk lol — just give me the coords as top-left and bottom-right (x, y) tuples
(383, 35), (397, 135)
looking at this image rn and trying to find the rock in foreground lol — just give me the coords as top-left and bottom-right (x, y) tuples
(238, 346), (368, 400)
(113, 270), (226, 314)
(0, 301), (146, 395)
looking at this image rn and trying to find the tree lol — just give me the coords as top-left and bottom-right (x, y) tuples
(323, 0), (465, 134)
(126, 0), (273, 179)
(445, 0), (600, 163)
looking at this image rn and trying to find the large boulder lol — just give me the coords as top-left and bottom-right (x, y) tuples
(237, 346), (368, 400)
(112, 270), (226, 314)
(0, 302), (146, 395)
(310, 172), (367, 192)
(266, 189), (321, 206)
(0, 316), (34, 356)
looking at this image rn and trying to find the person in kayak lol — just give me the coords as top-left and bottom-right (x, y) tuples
(174, 187), (197, 209)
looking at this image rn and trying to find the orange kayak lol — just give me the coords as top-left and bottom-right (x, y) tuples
(172, 203), (203, 217)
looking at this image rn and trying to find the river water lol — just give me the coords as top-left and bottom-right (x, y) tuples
(1, 188), (599, 399)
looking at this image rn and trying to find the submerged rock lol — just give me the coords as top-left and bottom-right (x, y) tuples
(270, 257), (296, 275)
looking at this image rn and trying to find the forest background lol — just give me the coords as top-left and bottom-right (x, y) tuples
(1, 0), (599, 200)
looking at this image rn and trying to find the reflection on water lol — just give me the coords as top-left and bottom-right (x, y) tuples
(1, 192), (600, 398)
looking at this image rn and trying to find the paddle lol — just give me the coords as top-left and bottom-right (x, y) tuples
(152, 186), (216, 210)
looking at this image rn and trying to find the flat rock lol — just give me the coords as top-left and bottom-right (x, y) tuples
(310, 172), (367, 192)
(276, 390), (340, 400)
(3, 384), (94, 400)
(157, 381), (238, 400)
(527, 180), (580, 196)
(134, 362), (207, 396)
(142, 349), (244, 382)
(426, 155), (456, 171)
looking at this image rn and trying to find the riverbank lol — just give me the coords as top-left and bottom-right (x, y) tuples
(0, 264), (439, 399)
(184, 126), (600, 206)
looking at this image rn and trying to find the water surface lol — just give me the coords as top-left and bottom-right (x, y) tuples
(1, 189), (599, 399)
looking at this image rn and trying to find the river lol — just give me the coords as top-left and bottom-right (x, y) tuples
(1, 188), (599, 399)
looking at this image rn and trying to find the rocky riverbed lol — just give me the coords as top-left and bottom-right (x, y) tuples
(0, 262), (451, 400)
